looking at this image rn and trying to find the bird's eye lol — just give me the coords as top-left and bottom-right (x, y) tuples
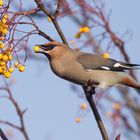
(49, 45), (55, 49)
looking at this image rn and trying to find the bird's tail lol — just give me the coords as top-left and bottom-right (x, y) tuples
(122, 75), (140, 89)
(119, 62), (140, 70)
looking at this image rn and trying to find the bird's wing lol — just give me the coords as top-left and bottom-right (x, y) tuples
(76, 53), (140, 71)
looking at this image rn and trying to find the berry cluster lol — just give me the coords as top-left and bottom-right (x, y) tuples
(0, 2), (25, 78)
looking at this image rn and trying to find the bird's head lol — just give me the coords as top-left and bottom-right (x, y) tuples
(35, 42), (68, 60)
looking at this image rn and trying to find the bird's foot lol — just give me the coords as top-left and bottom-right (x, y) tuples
(83, 79), (96, 99)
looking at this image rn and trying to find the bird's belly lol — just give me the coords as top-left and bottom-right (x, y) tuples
(50, 61), (123, 88)
(86, 70), (123, 88)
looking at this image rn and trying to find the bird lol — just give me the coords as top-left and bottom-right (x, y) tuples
(35, 41), (140, 92)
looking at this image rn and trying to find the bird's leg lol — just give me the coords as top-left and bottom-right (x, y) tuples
(83, 79), (96, 99)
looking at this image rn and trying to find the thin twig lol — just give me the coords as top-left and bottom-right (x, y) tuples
(0, 79), (30, 140)
(54, 0), (63, 16)
(0, 120), (20, 130)
(34, 0), (69, 46)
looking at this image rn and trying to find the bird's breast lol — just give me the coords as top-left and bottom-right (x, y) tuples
(49, 59), (88, 85)
(50, 60), (65, 78)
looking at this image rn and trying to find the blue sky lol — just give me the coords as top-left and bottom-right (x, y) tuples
(0, 0), (140, 140)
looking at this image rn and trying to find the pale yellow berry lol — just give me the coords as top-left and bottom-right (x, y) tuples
(2, 55), (8, 61)
(14, 62), (20, 68)
(0, 36), (4, 41)
(8, 55), (13, 60)
(7, 47), (12, 51)
(3, 14), (8, 19)
(8, 67), (14, 73)
(81, 103), (87, 110)
(18, 65), (25, 72)
(0, 67), (3, 73)
(103, 53), (109, 59)
(0, 0), (3, 6)
(48, 17), (52, 22)
(0, 53), (3, 59)
(2, 28), (8, 34)
(4, 51), (10, 55)
(75, 117), (81, 123)
(70, 40), (75, 46)
(112, 103), (121, 110)
(106, 111), (112, 118)
(4, 72), (11, 78)
(79, 27), (84, 32)
(75, 32), (81, 38)
(83, 26), (90, 32)
(4, 24), (8, 29)
(0, 61), (6, 66)
(2, 18), (7, 24)
(0, 43), (5, 49)
(1, 66), (6, 70)
(34, 46), (40, 52)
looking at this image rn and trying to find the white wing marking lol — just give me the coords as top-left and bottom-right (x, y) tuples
(101, 66), (110, 70)
(113, 63), (120, 67)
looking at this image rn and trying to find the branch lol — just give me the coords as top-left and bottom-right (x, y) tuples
(54, 0), (63, 16)
(83, 85), (109, 140)
(0, 79), (29, 140)
(34, 0), (69, 46)
(0, 120), (20, 131)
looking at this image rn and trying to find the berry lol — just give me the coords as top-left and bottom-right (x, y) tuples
(0, 0), (3, 6)
(0, 61), (6, 66)
(79, 27), (84, 32)
(113, 103), (121, 110)
(2, 28), (8, 34)
(2, 18), (7, 24)
(3, 14), (8, 19)
(18, 65), (25, 72)
(48, 17), (52, 22)
(0, 43), (4, 49)
(83, 26), (90, 32)
(81, 103), (87, 110)
(8, 67), (14, 73)
(0, 67), (3, 73)
(14, 62), (20, 68)
(4, 71), (11, 78)
(103, 53), (109, 59)
(0, 36), (4, 41)
(2, 55), (8, 61)
(75, 117), (81, 123)
(8, 55), (13, 60)
(34, 46), (40, 52)
(75, 32), (81, 38)
(0, 53), (3, 59)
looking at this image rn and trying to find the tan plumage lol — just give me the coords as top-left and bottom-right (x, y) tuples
(36, 42), (140, 90)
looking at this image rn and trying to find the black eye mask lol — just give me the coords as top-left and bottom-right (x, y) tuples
(40, 45), (55, 51)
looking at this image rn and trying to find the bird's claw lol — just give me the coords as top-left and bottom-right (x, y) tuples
(83, 79), (96, 99)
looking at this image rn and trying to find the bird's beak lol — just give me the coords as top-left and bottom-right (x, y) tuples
(39, 45), (51, 51)
(34, 44), (51, 60)
(34, 44), (49, 54)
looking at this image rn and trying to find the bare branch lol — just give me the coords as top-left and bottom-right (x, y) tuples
(34, 0), (69, 46)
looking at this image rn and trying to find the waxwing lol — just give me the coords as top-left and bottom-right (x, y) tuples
(36, 42), (140, 90)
